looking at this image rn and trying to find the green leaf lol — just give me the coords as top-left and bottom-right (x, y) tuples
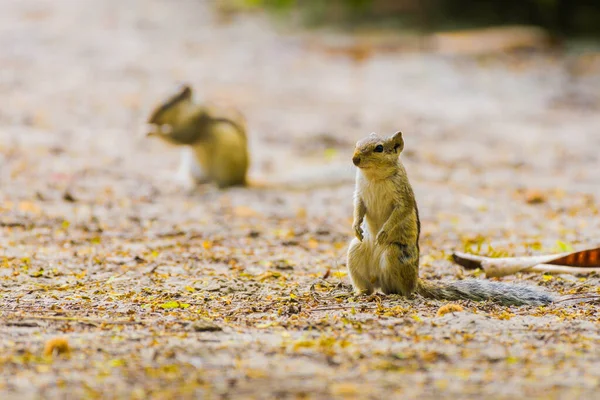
(158, 301), (190, 310)
(29, 269), (44, 278)
(555, 240), (574, 253)
(109, 359), (126, 367)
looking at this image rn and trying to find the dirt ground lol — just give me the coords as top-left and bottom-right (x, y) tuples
(1, 0), (600, 399)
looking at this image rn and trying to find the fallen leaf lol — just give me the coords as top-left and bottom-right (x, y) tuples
(525, 189), (546, 204)
(43, 337), (71, 358)
(158, 301), (190, 309)
(436, 303), (464, 317)
(63, 191), (77, 202)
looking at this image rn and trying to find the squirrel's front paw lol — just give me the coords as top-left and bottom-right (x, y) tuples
(353, 224), (364, 241)
(376, 230), (389, 245)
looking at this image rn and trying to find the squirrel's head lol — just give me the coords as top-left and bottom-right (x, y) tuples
(146, 84), (193, 140)
(352, 131), (404, 172)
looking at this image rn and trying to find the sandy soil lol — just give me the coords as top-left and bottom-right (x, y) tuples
(1, 0), (600, 399)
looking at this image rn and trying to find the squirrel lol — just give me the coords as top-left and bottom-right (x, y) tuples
(146, 84), (355, 191)
(146, 85), (250, 189)
(346, 131), (556, 306)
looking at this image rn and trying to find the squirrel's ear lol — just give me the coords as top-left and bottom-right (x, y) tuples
(180, 85), (193, 99)
(390, 131), (404, 153)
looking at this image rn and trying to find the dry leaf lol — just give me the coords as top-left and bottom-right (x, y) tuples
(43, 337), (71, 358)
(525, 189), (546, 204)
(436, 304), (464, 317)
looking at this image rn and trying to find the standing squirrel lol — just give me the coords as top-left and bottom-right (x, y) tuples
(146, 85), (250, 189)
(346, 131), (556, 306)
(146, 85), (355, 191)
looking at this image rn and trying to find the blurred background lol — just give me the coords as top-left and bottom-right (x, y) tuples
(1, 2), (599, 396)
(0, 0), (599, 221)
(222, 0), (600, 36)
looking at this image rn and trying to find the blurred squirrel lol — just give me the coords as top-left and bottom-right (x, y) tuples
(146, 85), (354, 190)
(346, 131), (556, 306)
(147, 85), (249, 188)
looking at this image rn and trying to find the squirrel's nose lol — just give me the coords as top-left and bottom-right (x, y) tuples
(352, 155), (361, 166)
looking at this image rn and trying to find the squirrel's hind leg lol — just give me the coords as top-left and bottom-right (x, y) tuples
(380, 243), (419, 297)
(347, 238), (375, 295)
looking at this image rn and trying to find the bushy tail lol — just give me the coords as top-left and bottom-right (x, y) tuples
(416, 279), (556, 306)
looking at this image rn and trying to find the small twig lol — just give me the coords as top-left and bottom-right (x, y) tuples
(311, 305), (376, 312)
(145, 263), (160, 275)
(4, 321), (41, 327)
(554, 294), (600, 305)
(0, 221), (29, 228)
(6, 315), (143, 325)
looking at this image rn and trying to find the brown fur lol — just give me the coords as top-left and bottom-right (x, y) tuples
(146, 85), (249, 188)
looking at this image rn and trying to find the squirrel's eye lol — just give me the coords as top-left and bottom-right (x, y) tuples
(374, 145), (384, 153)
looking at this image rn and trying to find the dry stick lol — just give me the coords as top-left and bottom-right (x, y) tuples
(6, 315), (144, 325)
(311, 305), (376, 312)
(499, 264), (600, 276)
(452, 251), (600, 277)
(554, 294), (600, 305)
